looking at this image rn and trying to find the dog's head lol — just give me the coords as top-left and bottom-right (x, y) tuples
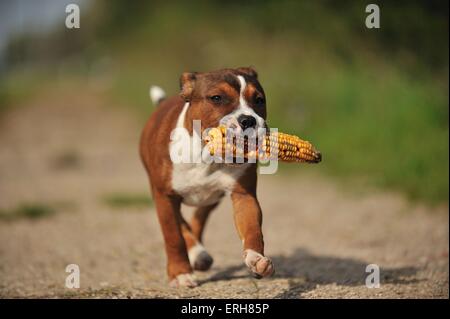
(180, 67), (267, 133)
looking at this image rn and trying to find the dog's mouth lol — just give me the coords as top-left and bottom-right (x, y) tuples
(203, 125), (266, 166)
(224, 161), (248, 166)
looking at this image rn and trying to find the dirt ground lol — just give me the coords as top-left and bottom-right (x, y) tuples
(0, 90), (448, 298)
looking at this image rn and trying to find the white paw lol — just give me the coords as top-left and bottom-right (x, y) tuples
(188, 243), (214, 271)
(169, 273), (198, 288)
(243, 249), (275, 278)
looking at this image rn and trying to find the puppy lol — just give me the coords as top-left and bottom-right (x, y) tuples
(140, 67), (274, 287)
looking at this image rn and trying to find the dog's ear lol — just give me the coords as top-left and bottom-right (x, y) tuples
(236, 67), (258, 79)
(180, 72), (197, 102)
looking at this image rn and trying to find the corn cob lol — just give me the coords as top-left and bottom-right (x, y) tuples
(204, 126), (322, 163)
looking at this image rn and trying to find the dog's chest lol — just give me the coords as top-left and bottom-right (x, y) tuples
(169, 101), (248, 206)
(171, 162), (248, 206)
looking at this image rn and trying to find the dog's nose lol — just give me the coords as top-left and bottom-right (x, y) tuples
(238, 115), (257, 130)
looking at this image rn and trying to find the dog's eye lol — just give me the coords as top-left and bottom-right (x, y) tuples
(255, 97), (265, 105)
(209, 95), (222, 103)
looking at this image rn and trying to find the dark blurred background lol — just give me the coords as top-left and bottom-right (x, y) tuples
(0, 0), (448, 204)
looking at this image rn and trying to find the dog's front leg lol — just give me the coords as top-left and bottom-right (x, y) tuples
(231, 191), (274, 278)
(153, 190), (197, 288)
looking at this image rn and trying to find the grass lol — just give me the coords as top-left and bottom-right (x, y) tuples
(0, 203), (56, 222)
(282, 65), (449, 203)
(102, 193), (153, 209)
(0, 70), (44, 114)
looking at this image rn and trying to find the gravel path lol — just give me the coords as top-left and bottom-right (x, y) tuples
(0, 90), (448, 298)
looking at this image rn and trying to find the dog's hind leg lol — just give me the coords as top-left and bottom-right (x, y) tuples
(190, 202), (218, 242)
(180, 203), (218, 271)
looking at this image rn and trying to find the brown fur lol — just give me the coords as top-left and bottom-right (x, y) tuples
(140, 67), (272, 284)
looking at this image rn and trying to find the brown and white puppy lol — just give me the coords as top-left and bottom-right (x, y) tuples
(140, 67), (274, 288)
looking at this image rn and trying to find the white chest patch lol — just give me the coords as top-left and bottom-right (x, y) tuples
(169, 102), (249, 206)
(172, 161), (249, 206)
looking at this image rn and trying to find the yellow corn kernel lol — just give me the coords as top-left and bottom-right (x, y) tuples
(205, 126), (322, 163)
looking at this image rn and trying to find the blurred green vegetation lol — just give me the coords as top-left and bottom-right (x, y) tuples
(102, 193), (153, 209)
(0, 201), (76, 222)
(0, 0), (448, 203)
(0, 203), (56, 221)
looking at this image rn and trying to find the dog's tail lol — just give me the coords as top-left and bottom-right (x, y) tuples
(149, 85), (166, 106)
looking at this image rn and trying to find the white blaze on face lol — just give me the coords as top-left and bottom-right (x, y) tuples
(220, 75), (265, 130)
(237, 75), (250, 109)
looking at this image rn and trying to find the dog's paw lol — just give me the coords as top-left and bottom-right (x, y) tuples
(188, 244), (214, 271)
(169, 273), (198, 288)
(243, 249), (275, 278)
